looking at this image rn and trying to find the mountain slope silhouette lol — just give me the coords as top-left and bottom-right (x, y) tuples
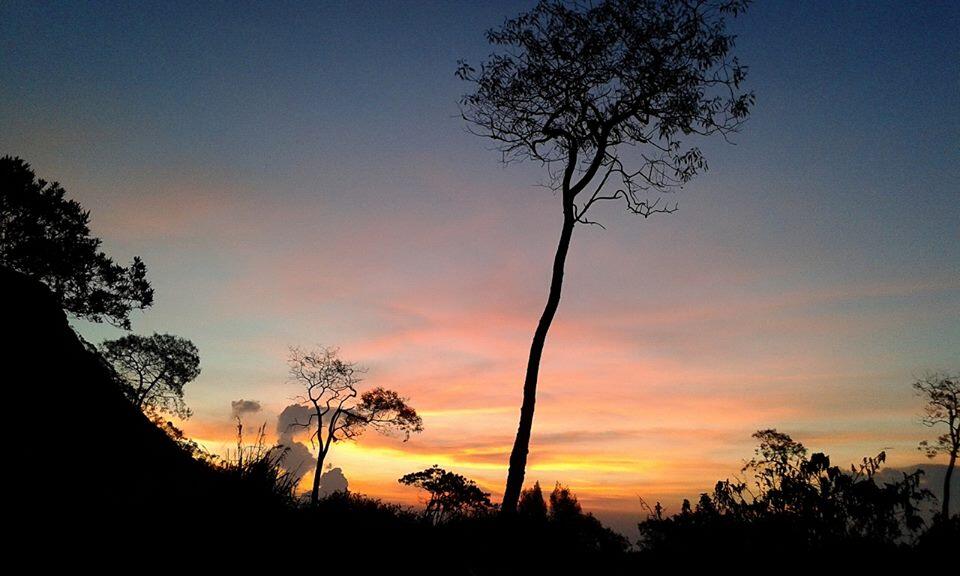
(5, 265), (283, 546)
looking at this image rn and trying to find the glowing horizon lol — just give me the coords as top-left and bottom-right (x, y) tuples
(2, 0), (957, 534)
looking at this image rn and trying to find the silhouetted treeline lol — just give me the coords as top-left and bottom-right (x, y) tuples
(637, 429), (958, 565)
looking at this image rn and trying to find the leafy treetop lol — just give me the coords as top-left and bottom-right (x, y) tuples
(100, 333), (201, 420)
(399, 466), (493, 524)
(458, 0), (753, 224)
(1, 155), (152, 329)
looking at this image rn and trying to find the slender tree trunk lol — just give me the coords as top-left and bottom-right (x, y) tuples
(311, 448), (327, 506)
(943, 451), (955, 519)
(501, 208), (576, 514)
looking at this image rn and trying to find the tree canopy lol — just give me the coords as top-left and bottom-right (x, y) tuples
(0, 155), (153, 329)
(398, 466), (493, 524)
(100, 333), (201, 420)
(458, 0), (753, 222)
(518, 481), (548, 520)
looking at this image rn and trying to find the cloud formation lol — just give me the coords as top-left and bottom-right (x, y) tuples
(231, 399), (262, 417)
(277, 404), (314, 437)
(272, 404), (319, 484)
(271, 439), (317, 483)
(318, 467), (349, 497)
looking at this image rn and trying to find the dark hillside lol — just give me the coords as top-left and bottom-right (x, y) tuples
(5, 266), (288, 544)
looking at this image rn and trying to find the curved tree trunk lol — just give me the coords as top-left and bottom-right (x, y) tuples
(501, 209), (575, 514)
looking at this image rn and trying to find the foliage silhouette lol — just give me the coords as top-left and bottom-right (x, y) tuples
(399, 465), (494, 524)
(457, 0), (754, 512)
(546, 482), (630, 554)
(518, 480), (548, 521)
(0, 155), (152, 329)
(158, 418), (211, 461)
(100, 333), (201, 420)
(913, 371), (959, 519)
(218, 418), (299, 507)
(549, 482), (583, 520)
(638, 429), (933, 559)
(286, 346), (423, 505)
(397, 477), (630, 572)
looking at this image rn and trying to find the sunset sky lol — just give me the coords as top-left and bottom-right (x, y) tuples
(2, 1), (958, 531)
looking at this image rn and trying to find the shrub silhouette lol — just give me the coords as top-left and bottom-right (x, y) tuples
(518, 481), (548, 521)
(217, 419), (299, 507)
(546, 482), (630, 555)
(638, 429), (932, 559)
(549, 482), (583, 521)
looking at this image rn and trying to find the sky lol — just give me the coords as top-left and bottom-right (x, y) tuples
(2, 0), (958, 532)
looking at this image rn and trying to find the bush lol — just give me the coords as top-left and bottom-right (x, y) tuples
(638, 429), (932, 560)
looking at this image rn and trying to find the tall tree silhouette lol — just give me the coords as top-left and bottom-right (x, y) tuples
(0, 155), (152, 329)
(286, 347), (423, 505)
(914, 372), (959, 519)
(100, 333), (201, 420)
(457, 0), (753, 512)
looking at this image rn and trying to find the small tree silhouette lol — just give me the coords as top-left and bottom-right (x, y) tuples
(518, 481), (548, 521)
(286, 346), (423, 505)
(914, 371), (959, 519)
(1, 155), (152, 329)
(398, 465), (493, 524)
(549, 482), (583, 522)
(100, 333), (201, 420)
